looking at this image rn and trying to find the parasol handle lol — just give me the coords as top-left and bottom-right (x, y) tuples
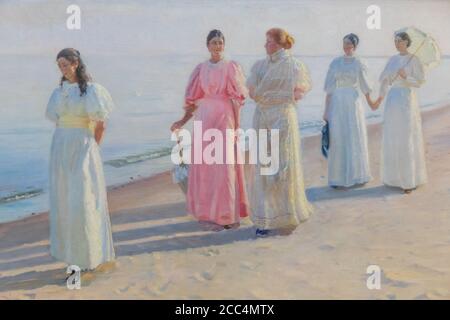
(391, 38), (426, 83)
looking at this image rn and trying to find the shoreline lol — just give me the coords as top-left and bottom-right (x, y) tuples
(2, 100), (450, 226)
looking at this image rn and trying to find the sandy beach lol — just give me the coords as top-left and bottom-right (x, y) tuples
(1, 103), (450, 300)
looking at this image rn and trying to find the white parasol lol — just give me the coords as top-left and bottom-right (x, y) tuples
(395, 26), (441, 69)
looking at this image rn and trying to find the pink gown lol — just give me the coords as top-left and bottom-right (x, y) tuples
(185, 60), (250, 225)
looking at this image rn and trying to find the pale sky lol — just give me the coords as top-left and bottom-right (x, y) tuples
(1, 0), (449, 57)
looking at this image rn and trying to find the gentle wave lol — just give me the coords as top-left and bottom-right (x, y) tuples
(0, 189), (44, 204)
(102, 120), (329, 168)
(104, 147), (174, 168)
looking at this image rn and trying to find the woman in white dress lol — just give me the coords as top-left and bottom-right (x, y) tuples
(372, 32), (427, 194)
(323, 33), (376, 188)
(247, 28), (313, 237)
(46, 48), (115, 271)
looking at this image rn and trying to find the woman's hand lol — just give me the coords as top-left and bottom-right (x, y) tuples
(366, 93), (380, 111)
(94, 121), (105, 145)
(230, 98), (241, 110)
(366, 95), (375, 110)
(170, 120), (185, 132)
(294, 87), (305, 101)
(397, 68), (407, 79)
(370, 97), (383, 110)
(171, 109), (195, 132)
(183, 103), (197, 114)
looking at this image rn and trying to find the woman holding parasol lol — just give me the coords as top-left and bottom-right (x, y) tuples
(372, 28), (441, 193)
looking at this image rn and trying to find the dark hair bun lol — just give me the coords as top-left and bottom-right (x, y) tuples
(395, 31), (412, 48)
(343, 33), (359, 48)
(206, 29), (225, 46)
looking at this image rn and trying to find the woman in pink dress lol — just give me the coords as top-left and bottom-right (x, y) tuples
(170, 29), (250, 230)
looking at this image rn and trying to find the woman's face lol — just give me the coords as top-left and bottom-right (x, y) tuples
(207, 37), (225, 60)
(265, 35), (282, 55)
(343, 39), (355, 56)
(395, 36), (408, 53)
(57, 57), (78, 81)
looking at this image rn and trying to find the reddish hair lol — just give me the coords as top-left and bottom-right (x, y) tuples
(266, 28), (295, 49)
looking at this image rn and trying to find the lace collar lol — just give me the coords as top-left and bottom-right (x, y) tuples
(268, 48), (289, 63)
(62, 80), (79, 89)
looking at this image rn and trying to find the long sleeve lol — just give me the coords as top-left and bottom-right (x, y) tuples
(379, 78), (390, 98)
(294, 60), (312, 93)
(85, 83), (114, 121)
(184, 63), (204, 107)
(358, 59), (372, 95)
(45, 88), (61, 123)
(324, 59), (337, 94)
(226, 61), (248, 106)
(246, 60), (263, 102)
(379, 57), (395, 97)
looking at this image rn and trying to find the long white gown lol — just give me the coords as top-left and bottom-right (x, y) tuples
(247, 48), (313, 230)
(46, 81), (115, 270)
(324, 56), (372, 187)
(379, 53), (427, 189)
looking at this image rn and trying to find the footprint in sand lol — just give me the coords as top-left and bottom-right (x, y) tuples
(240, 261), (260, 270)
(201, 248), (220, 257)
(115, 285), (131, 294)
(319, 244), (335, 251)
(385, 293), (396, 300)
(414, 293), (431, 300)
(415, 288), (449, 299)
(256, 243), (273, 250)
(382, 272), (412, 288)
(202, 271), (215, 281)
(193, 270), (215, 282)
(409, 263), (446, 276)
(158, 280), (172, 292)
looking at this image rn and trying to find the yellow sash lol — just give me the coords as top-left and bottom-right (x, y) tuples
(57, 115), (95, 134)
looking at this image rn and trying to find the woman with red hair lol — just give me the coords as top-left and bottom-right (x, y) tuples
(247, 28), (313, 236)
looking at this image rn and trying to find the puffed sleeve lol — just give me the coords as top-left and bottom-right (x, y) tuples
(357, 59), (372, 95)
(246, 60), (261, 90)
(324, 58), (337, 94)
(404, 55), (425, 88)
(45, 88), (61, 123)
(185, 63), (204, 107)
(226, 61), (248, 106)
(85, 83), (114, 121)
(294, 59), (312, 93)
